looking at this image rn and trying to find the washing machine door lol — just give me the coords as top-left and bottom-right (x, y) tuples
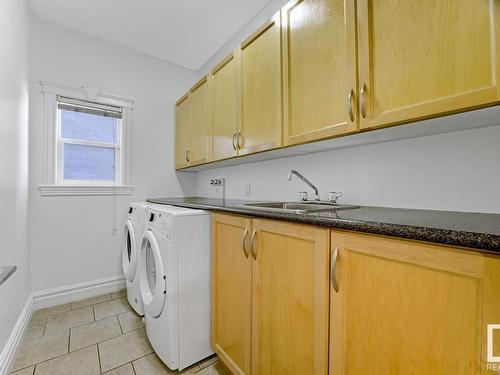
(139, 230), (166, 317)
(122, 220), (137, 282)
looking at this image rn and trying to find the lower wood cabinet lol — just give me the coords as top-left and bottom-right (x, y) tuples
(211, 213), (330, 375)
(252, 219), (330, 375)
(211, 214), (253, 375)
(212, 215), (500, 374)
(329, 230), (500, 375)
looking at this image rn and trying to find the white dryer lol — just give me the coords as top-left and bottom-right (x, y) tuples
(123, 202), (150, 316)
(138, 205), (213, 371)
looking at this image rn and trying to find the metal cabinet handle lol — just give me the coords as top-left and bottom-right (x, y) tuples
(348, 89), (355, 122)
(185, 149), (190, 162)
(250, 229), (257, 260)
(242, 229), (249, 258)
(331, 246), (339, 292)
(232, 132), (237, 151)
(237, 130), (242, 150)
(360, 83), (367, 119)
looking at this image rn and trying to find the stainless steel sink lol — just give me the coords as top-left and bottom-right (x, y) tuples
(236, 201), (360, 214)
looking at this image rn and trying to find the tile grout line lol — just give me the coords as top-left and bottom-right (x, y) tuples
(9, 300), (127, 374)
(96, 344), (103, 374)
(14, 305), (123, 372)
(44, 317), (95, 337)
(17, 344), (102, 375)
(9, 330), (72, 373)
(11, 295), (158, 375)
(12, 339), (78, 373)
(11, 337), (216, 375)
(64, 331), (123, 354)
(116, 314), (124, 335)
(67, 308), (125, 353)
(67, 323), (144, 354)
(88, 310), (143, 373)
(71, 294), (113, 310)
(41, 319), (48, 337)
(102, 350), (152, 374)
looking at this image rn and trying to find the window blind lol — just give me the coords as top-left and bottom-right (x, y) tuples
(57, 96), (123, 119)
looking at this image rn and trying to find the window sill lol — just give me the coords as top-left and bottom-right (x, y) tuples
(39, 185), (134, 196)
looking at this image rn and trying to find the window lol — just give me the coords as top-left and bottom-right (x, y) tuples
(56, 96), (122, 185)
(39, 82), (133, 196)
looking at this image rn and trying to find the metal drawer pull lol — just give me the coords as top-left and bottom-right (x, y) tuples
(237, 130), (242, 150)
(360, 83), (367, 119)
(331, 246), (339, 292)
(348, 89), (355, 122)
(242, 229), (249, 258)
(232, 132), (237, 151)
(250, 229), (257, 260)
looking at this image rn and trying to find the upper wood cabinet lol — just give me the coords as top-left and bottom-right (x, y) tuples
(175, 95), (190, 169)
(211, 53), (240, 161)
(211, 213), (253, 375)
(189, 76), (210, 166)
(175, 0), (500, 169)
(239, 13), (283, 155)
(175, 76), (210, 169)
(357, 0), (500, 130)
(282, 0), (358, 145)
(329, 230), (500, 374)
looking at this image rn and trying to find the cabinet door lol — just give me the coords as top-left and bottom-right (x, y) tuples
(189, 76), (210, 166)
(329, 231), (487, 374)
(282, 0), (358, 146)
(175, 95), (190, 169)
(211, 53), (239, 161)
(357, 0), (500, 130)
(211, 213), (252, 375)
(239, 14), (282, 155)
(251, 220), (329, 375)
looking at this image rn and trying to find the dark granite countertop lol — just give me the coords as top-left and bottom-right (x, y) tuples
(147, 197), (500, 254)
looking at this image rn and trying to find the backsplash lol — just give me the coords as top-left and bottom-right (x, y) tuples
(196, 124), (500, 214)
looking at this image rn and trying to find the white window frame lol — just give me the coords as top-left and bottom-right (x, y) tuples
(56, 99), (123, 186)
(39, 81), (134, 196)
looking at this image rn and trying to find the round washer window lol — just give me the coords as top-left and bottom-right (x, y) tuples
(145, 241), (157, 293)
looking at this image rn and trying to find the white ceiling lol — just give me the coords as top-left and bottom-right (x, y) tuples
(29, 0), (272, 71)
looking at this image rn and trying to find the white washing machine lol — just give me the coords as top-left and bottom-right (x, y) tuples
(138, 205), (213, 371)
(123, 202), (151, 316)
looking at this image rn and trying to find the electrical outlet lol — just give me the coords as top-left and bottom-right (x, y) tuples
(210, 178), (225, 186)
(245, 183), (251, 197)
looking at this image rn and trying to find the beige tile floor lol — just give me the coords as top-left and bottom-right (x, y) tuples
(10, 290), (230, 375)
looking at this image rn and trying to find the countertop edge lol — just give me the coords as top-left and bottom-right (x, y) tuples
(147, 199), (500, 254)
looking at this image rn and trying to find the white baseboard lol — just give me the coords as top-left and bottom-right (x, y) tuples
(32, 275), (125, 310)
(0, 295), (33, 375)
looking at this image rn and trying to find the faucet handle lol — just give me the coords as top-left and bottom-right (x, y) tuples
(298, 192), (308, 201)
(328, 192), (343, 205)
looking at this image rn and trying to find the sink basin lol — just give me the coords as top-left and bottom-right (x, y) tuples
(237, 201), (360, 214)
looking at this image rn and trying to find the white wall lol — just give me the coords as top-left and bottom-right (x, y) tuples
(0, 0), (31, 354)
(29, 20), (198, 292)
(194, 0), (500, 214)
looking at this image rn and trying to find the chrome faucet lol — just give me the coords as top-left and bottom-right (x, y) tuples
(287, 170), (320, 201)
